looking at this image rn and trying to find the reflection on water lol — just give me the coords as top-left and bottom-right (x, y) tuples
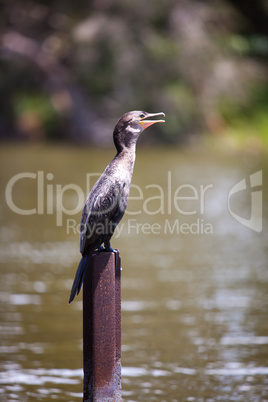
(0, 145), (267, 401)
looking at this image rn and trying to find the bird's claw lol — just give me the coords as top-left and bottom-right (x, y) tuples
(97, 245), (105, 252)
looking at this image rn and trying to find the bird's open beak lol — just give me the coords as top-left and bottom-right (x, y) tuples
(139, 112), (165, 129)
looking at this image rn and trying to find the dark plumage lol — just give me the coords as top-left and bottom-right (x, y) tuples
(69, 110), (165, 303)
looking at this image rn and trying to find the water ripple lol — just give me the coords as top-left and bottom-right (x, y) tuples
(0, 368), (83, 385)
(0, 241), (78, 266)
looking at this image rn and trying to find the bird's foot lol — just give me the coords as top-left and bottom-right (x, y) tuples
(105, 246), (116, 253)
(103, 241), (115, 253)
(96, 245), (105, 252)
(97, 244), (117, 254)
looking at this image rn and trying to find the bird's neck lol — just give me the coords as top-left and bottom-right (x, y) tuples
(114, 145), (136, 174)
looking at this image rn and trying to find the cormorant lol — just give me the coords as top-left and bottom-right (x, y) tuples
(69, 111), (165, 303)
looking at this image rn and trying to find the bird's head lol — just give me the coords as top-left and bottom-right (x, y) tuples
(113, 110), (165, 152)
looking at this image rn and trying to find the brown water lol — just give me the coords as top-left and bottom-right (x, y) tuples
(0, 144), (267, 401)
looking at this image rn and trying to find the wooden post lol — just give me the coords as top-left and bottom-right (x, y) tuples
(83, 250), (121, 401)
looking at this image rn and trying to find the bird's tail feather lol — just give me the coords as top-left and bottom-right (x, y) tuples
(69, 255), (90, 304)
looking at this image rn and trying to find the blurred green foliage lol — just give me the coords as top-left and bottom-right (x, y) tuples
(0, 0), (267, 147)
(13, 93), (63, 140)
(218, 86), (268, 147)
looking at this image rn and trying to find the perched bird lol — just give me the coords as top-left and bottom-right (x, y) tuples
(69, 111), (165, 303)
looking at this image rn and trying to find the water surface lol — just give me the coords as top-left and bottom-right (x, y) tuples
(0, 144), (267, 401)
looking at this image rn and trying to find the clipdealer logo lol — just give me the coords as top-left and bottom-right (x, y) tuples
(228, 170), (262, 233)
(4, 170), (263, 234)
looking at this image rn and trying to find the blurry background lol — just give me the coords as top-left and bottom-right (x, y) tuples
(0, 1), (268, 401)
(0, 0), (267, 147)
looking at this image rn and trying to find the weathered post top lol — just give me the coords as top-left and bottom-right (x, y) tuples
(83, 251), (121, 402)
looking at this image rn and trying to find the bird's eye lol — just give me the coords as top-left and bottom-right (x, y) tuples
(140, 113), (145, 118)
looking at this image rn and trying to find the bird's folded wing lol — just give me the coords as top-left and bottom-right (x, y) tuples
(79, 181), (122, 254)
